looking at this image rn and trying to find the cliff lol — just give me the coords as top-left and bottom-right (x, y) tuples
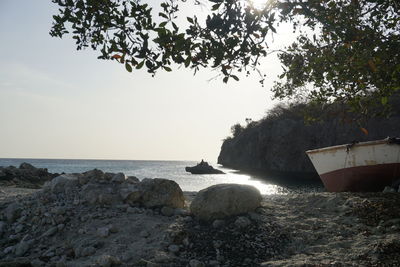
(218, 100), (400, 179)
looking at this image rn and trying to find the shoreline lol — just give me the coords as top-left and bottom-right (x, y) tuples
(1, 186), (400, 266)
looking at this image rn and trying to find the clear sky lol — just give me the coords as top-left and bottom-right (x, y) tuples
(0, 0), (294, 161)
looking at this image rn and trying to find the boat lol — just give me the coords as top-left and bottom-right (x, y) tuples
(306, 138), (400, 192)
(185, 160), (225, 175)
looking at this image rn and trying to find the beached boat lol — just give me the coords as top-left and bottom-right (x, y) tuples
(306, 138), (400, 192)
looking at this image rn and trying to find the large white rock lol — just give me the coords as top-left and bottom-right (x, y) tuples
(139, 178), (185, 208)
(190, 184), (262, 221)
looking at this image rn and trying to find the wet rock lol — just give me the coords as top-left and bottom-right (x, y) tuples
(190, 184), (262, 221)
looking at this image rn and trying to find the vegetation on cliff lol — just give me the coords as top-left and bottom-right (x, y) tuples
(218, 97), (400, 177)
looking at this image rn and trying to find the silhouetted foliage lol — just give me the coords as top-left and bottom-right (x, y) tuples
(230, 123), (244, 137)
(50, 0), (400, 113)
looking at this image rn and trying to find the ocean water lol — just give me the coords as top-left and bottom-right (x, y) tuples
(0, 158), (323, 194)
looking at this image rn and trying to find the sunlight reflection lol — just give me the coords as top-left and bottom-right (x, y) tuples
(249, 0), (269, 10)
(216, 171), (283, 195)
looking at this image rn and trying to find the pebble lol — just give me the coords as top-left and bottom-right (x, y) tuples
(3, 245), (14, 254)
(189, 259), (205, 267)
(212, 219), (225, 228)
(140, 230), (150, 238)
(96, 254), (121, 267)
(161, 206), (175, 217)
(0, 221), (6, 234)
(97, 227), (110, 237)
(15, 240), (31, 256)
(234, 216), (251, 228)
(81, 246), (96, 257)
(168, 244), (180, 253)
(42, 226), (58, 237)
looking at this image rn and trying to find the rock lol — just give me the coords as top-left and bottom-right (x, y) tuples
(19, 162), (36, 170)
(212, 219), (225, 228)
(174, 208), (189, 216)
(42, 226), (58, 237)
(3, 245), (14, 254)
(81, 246), (96, 257)
(0, 221), (6, 235)
(234, 216), (251, 228)
(168, 244), (180, 254)
(97, 227), (110, 237)
(190, 184), (262, 221)
(139, 230), (150, 238)
(96, 255), (121, 267)
(139, 178), (185, 208)
(112, 173), (126, 183)
(82, 169), (105, 183)
(189, 259), (205, 267)
(4, 202), (22, 223)
(383, 186), (396, 193)
(48, 174), (78, 194)
(126, 176), (140, 183)
(121, 187), (142, 206)
(161, 206), (175, 217)
(15, 240), (31, 256)
(31, 259), (45, 267)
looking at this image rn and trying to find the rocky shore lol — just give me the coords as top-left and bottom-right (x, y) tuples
(0, 165), (400, 266)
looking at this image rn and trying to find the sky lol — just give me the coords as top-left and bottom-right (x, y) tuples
(0, 0), (295, 161)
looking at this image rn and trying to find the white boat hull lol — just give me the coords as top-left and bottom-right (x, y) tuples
(306, 139), (400, 192)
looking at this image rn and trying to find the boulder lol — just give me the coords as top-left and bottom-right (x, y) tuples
(190, 184), (262, 221)
(111, 173), (126, 183)
(47, 174), (79, 194)
(139, 178), (185, 208)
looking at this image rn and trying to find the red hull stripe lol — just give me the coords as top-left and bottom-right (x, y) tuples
(320, 163), (400, 192)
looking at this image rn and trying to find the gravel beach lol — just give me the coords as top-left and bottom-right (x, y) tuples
(1, 184), (400, 266)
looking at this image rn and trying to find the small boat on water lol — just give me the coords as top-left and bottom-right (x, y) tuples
(306, 138), (400, 192)
(185, 160), (225, 175)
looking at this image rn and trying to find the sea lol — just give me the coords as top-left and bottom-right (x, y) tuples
(0, 158), (324, 194)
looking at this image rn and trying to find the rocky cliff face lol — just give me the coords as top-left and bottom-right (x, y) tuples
(218, 102), (400, 178)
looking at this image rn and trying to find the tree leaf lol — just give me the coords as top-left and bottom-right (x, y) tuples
(231, 75), (239, 81)
(125, 62), (132, 72)
(360, 127), (369, 136)
(136, 60), (145, 69)
(164, 66), (172, 72)
(223, 76), (229, 83)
